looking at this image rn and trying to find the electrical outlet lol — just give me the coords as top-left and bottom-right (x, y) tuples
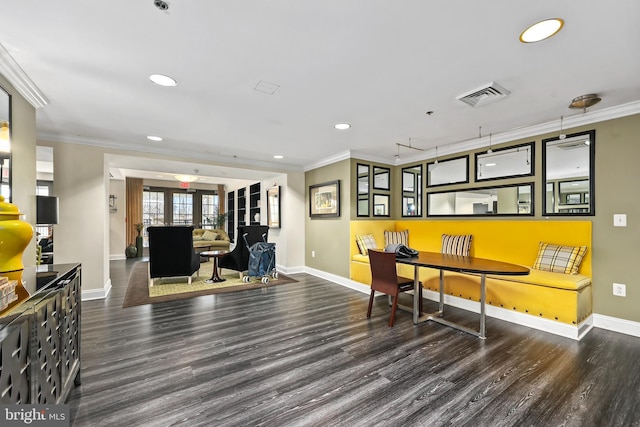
(311, 250), (315, 258)
(613, 283), (626, 297)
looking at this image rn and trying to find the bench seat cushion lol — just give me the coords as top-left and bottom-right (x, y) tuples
(489, 269), (591, 291)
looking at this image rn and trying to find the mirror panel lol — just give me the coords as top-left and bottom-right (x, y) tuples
(402, 164), (422, 217)
(543, 130), (595, 215)
(357, 163), (369, 216)
(476, 142), (534, 181)
(427, 156), (469, 187)
(266, 186), (281, 228)
(0, 86), (10, 201)
(373, 194), (390, 217)
(427, 183), (533, 216)
(373, 166), (390, 190)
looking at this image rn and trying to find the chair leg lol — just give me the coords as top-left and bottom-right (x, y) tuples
(367, 290), (375, 318)
(389, 295), (399, 327)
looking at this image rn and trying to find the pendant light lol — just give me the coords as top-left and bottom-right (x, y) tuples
(487, 133), (493, 154)
(559, 115), (566, 140)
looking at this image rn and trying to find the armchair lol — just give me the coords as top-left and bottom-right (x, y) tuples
(218, 225), (269, 274)
(147, 226), (200, 287)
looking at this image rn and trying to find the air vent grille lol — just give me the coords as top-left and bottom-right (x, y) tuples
(555, 140), (588, 150)
(457, 82), (511, 107)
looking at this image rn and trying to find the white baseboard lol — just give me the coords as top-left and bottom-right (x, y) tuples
(82, 278), (112, 301)
(305, 268), (593, 340)
(593, 313), (640, 338)
(305, 267), (372, 294)
(110, 253), (126, 261)
(276, 264), (306, 275)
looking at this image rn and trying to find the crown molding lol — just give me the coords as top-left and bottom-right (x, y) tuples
(305, 100), (640, 170)
(0, 43), (48, 109)
(38, 132), (303, 173)
(303, 150), (351, 172)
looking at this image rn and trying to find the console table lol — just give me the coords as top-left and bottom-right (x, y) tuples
(0, 263), (81, 404)
(397, 252), (528, 339)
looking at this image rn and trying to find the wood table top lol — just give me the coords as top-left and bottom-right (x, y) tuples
(395, 251), (530, 276)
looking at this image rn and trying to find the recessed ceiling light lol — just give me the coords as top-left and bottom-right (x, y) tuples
(149, 74), (177, 87)
(147, 135), (163, 141)
(334, 123), (351, 130)
(273, 155), (284, 159)
(520, 18), (564, 43)
(486, 163), (497, 167)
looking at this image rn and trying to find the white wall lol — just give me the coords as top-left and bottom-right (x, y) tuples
(109, 178), (126, 259)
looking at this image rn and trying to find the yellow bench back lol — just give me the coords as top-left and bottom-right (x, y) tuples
(351, 220), (592, 276)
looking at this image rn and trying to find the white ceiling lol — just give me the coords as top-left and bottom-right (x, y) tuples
(3, 1), (640, 182)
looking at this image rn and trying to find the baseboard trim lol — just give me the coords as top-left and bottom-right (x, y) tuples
(593, 313), (640, 338)
(418, 289), (592, 341)
(305, 267), (372, 295)
(305, 268), (592, 340)
(82, 279), (112, 301)
(110, 254), (126, 261)
(276, 264), (306, 275)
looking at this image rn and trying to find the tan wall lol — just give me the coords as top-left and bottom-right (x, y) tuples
(590, 114), (640, 321)
(0, 74), (37, 268)
(309, 113), (640, 323)
(47, 142), (110, 294)
(305, 159), (351, 277)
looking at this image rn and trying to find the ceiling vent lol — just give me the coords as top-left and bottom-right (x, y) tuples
(456, 82), (511, 107)
(554, 139), (588, 150)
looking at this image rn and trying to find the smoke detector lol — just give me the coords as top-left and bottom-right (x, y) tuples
(457, 82), (511, 107)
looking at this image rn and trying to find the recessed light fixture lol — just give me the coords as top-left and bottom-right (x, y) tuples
(149, 74), (177, 87)
(273, 155), (284, 159)
(147, 135), (163, 142)
(519, 18), (564, 43)
(334, 123), (351, 130)
(486, 163), (497, 167)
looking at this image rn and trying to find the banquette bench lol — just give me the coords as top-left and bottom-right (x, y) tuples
(350, 220), (592, 336)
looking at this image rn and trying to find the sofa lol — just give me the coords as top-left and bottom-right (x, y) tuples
(192, 228), (231, 250)
(351, 220), (593, 338)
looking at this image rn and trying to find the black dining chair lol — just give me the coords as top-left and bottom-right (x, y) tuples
(367, 249), (422, 327)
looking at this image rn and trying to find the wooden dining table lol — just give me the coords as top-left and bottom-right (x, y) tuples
(396, 251), (529, 339)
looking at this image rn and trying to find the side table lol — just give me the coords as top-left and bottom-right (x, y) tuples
(200, 250), (230, 283)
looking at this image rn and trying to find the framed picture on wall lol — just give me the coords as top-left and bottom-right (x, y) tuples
(309, 180), (340, 218)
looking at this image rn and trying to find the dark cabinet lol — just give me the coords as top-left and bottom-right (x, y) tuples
(0, 263), (81, 404)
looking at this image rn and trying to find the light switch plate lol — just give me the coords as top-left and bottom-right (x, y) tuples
(614, 214), (627, 227)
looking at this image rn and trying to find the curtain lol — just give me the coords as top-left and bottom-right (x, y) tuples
(218, 184), (225, 213)
(126, 177), (143, 245)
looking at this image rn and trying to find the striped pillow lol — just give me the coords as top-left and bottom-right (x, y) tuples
(441, 234), (472, 256)
(356, 234), (378, 256)
(532, 243), (588, 275)
(384, 230), (409, 247)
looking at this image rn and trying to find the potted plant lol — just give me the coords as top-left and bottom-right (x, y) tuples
(205, 210), (228, 230)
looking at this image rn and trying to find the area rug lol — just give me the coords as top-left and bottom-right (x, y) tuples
(122, 260), (297, 308)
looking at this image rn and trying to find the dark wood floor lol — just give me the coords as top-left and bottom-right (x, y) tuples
(67, 259), (640, 427)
